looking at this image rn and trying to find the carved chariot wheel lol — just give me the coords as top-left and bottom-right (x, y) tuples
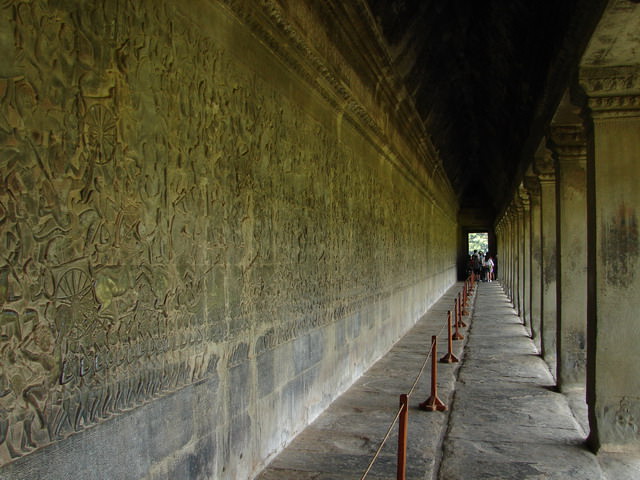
(85, 104), (116, 165)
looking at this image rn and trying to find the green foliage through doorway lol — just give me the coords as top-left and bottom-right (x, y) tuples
(468, 232), (488, 255)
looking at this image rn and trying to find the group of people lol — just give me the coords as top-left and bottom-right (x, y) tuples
(469, 250), (496, 282)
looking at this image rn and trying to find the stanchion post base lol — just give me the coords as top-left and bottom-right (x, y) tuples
(419, 396), (448, 412)
(439, 352), (459, 363)
(452, 331), (464, 340)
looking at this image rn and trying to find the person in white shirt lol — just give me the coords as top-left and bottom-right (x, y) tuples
(484, 254), (495, 282)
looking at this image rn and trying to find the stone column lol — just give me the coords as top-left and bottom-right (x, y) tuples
(495, 222), (501, 278)
(518, 184), (532, 334)
(504, 208), (514, 298)
(524, 174), (542, 353)
(535, 148), (557, 377)
(548, 125), (588, 391)
(506, 206), (517, 308)
(581, 66), (640, 452)
(495, 220), (503, 281)
(512, 199), (523, 314)
(506, 209), (514, 296)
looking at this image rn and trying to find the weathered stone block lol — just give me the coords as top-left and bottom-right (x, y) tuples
(293, 332), (324, 375)
(256, 349), (276, 399)
(229, 362), (252, 415)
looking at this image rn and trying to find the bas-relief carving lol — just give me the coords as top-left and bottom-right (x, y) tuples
(0, 0), (224, 463)
(0, 0), (452, 466)
(600, 396), (640, 445)
(580, 67), (640, 117)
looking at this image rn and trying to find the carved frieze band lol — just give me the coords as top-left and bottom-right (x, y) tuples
(580, 66), (640, 95)
(580, 66), (640, 118)
(218, 0), (457, 216)
(588, 94), (640, 118)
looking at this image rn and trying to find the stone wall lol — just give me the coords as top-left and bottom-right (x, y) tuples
(0, 1), (457, 478)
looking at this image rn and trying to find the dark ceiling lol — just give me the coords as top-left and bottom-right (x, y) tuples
(365, 0), (608, 216)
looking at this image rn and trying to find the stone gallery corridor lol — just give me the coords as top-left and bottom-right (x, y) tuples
(1, 1), (640, 479)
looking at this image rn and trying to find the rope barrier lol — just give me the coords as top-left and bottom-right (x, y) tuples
(406, 311), (450, 399)
(360, 279), (474, 479)
(406, 332), (437, 399)
(359, 404), (404, 480)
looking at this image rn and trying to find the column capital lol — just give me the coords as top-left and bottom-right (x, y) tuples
(523, 175), (540, 195)
(547, 124), (587, 168)
(523, 175), (541, 204)
(580, 66), (640, 119)
(506, 204), (518, 222)
(533, 144), (556, 183)
(518, 183), (531, 211)
(512, 193), (524, 216)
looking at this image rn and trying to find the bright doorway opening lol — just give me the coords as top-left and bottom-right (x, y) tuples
(468, 232), (489, 255)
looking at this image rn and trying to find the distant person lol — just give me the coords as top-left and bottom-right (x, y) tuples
(493, 254), (498, 280)
(471, 250), (481, 278)
(485, 254), (495, 282)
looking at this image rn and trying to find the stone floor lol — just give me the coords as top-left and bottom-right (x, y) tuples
(256, 281), (640, 480)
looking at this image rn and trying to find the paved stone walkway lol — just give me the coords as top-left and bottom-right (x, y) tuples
(439, 281), (603, 479)
(257, 282), (469, 480)
(257, 281), (640, 480)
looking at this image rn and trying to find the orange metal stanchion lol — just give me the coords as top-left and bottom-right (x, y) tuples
(451, 309), (464, 340)
(462, 283), (469, 316)
(397, 394), (408, 480)
(457, 294), (467, 328)
(440, 312), (459, 363)
(419, 336), (447, 412)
